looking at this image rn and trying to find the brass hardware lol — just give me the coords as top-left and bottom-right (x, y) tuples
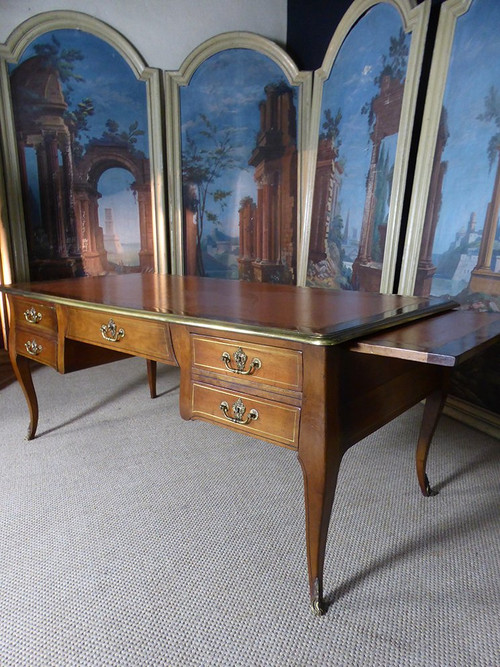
(310, 578), (326, 616)
(25, 339), (43, 356)
(423, 473), (438, 497)
(220, 398), (259, 425)
(221, 347), (261, 375)
(100, 319), (125, 342)
(24, 307), (42, 324)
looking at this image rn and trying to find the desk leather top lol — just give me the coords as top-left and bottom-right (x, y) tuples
(2, 274), (455, 345)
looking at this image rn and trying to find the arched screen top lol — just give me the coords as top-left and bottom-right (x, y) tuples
(317, 0), (418, 81)
(165, 32), (311, 284)
(1, 14), (166, 280)
(171, 31), (305, 88)
(0, 11), (148, 78)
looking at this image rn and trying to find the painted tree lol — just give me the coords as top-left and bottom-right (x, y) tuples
(182, 114), (239, 276)
(320, 107), (348, 283)
(32, 34), (85, 94)
(92, 119), (145, 154)
(477, 85), (500, 170)
(372, 143), (393, 262)
(476, 85), (500, 274)
(361, 27), (409, 130)
(320, 107), (342, 147)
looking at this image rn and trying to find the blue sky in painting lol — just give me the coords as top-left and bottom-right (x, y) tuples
(318, 3), (405, 245)
(180, 49), (297, 239)
(433, 0), (500, 257)
(13, 29), (149, 244)
(14, 29), (149, 159)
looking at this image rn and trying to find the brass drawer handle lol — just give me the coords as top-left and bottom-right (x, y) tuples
(24, 307), (42, 324)
(100, 319), (125, 342)
(221, 347), (261, 375)
(220, 398), (259, 425)
(25, 339), (43, 356)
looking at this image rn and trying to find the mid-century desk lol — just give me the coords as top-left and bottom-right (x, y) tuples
(2, 274), (500, 615)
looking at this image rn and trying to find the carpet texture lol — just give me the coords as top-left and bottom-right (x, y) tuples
(0, 357), (499, 666)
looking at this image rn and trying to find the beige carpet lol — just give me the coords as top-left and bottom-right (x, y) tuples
(1, 357), (499, 666)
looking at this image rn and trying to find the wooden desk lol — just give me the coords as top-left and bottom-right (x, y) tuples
(2, 274), (499, 615)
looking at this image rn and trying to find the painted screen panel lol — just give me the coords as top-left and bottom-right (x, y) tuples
(413, 0), (500, 310)
(9, 29), (152, 280)
(307, 3), (410, 292)
(179, 48), (298, 284)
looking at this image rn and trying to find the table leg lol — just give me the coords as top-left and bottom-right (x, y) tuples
(9, 353), (39, 440)
(416, 371), (452, 497)
(147, 360), (157, 398)
(298, 346), (342, 615)
(298, 445), (341, 615)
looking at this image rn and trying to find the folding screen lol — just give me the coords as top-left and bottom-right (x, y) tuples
(399, 0), (500, 308)
(398, 0), (499, 422)
(303, 0), (430, 292)
(0, 167), (11, 345)
(165, 33), (311, 283)
(0, 11), (166, 283)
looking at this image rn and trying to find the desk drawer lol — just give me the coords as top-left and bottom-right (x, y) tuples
(14, 331), (57, 368)
(191, 382), (300, 449)
(191, 334), (302, 391)
(12, 297), (57, 334)
(66, 308), (175, 364)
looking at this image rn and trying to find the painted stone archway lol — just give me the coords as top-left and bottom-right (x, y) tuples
(73, 144), (153, 276)
(8, 28), (156, 282)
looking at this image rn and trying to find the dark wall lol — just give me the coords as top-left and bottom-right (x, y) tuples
(286, 0), (352, 71)
(286, 0), (443, 72)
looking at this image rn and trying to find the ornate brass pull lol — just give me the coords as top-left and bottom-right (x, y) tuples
(220, 398), (259, 425)
(25, 339), (42, 356)
(221, 347), (261, 375)
(24, 307), (42, 324)
(100, 319), (125, 343)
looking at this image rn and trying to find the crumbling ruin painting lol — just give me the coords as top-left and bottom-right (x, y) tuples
(9, 29), (153, 280)
(179, 48), (298, 284)
(405, 0), (500, 418)
(307, 3), (410, 292)
(412, 0), (500, 311)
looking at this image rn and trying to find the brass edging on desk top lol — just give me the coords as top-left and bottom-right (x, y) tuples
(1, 284), (456, 347)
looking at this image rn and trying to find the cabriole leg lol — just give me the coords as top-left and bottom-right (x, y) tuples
(416, 372), (451, 496)
(10, 353), (39, 440)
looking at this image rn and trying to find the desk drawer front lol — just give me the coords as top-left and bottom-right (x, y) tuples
(191, 382), (300, 448)
(12, 298), (57, 334)
(14, 331), (57, 368)
(192, 335), (302, 391)
(66, 309), (175, 364)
